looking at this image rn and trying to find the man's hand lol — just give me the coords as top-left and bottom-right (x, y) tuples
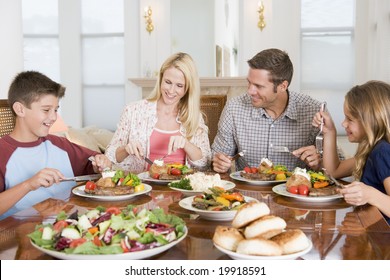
(212, 153), (232, 173)
(293, 145), (321, 170)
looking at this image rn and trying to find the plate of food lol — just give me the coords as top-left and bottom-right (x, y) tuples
(72, 184), (152, 201)
(230, 158), (290, 185)
(178, 187), (258, 221)
(212, 202), (312, 260)
(272, 184), (343, 202)
(29, 205), (187, 260)
(272, 167), (343, 202)
(72, 170), (151, 201)
(139, 162), (195, 184)
(168, 172), (235, 196)
(214, 239), (313, 260)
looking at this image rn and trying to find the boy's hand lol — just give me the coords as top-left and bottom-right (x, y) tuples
(91, 154), (112, 172)
(28, 168), (64, 191)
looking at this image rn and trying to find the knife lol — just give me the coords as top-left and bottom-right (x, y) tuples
(144, 157), (154, 165)
(322, 168), (344, 188)
(61, 174), (102, 182)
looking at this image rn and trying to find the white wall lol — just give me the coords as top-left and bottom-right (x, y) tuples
(0, 0), (23, 99)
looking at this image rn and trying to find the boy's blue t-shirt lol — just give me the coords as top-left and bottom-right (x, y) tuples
(0, 135), (97, 220)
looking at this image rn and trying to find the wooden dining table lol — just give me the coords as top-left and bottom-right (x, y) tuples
(1, 173), (389, 260)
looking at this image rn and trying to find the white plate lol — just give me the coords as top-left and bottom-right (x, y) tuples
(138, 172), (175, 185)
(179, 196), (258, 221)
(169, 180), (236, 197)
(214, 239), (313, 260)
(272, 183), (343, 202)
(30, 227), (187, 260)
(72, 184), (152, 201)
(229, 171), (286, 185)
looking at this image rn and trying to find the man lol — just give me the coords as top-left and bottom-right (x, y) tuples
(212, 48), (324, 173)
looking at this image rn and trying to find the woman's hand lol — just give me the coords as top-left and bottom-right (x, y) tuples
(167, 135), (187, 154)
(124, 140), (144, 160)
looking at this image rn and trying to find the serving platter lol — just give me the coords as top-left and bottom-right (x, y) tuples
(214, 239), (313, 260)
(138, 172), (174, 185)
(230, 171), (287, 186)
(30, 227), (187, 260)
(178, 196), (258, 221)
(72, 184), (152, 201)
(169, 180), (235, 197)
(272, 184), (343, 202)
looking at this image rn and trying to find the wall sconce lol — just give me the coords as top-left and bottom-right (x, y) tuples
(257, 1), (266, 31)
(144, 6), (154, 34)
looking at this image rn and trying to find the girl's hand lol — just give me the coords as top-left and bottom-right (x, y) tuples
(312, 111), (336, 135)
(339, 181), (372, 206)
(125, 141), (144, 159)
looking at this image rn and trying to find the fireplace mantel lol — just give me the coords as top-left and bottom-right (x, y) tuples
(129, 77), (247, 99)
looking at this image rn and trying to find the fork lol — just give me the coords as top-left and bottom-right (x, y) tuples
(271, 145), (293, 154)
(231, 150), (246, 161)
(322, 168), (344, 188)
(315, 102), (327, 154)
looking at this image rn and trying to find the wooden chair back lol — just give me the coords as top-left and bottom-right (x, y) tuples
(200, 95), (227, 145)
(0, 99), (15, 137)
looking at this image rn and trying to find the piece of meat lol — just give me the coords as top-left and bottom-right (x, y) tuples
(240, 172), (276, 181)
(308, 186), (338, 197)
(85, 185), (134, 196)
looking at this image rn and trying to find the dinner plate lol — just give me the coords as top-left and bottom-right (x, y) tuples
(229, 171), (286, 185)
(214, 239), (313, 260)
(71, 184), (152, 201)
(272, 183), (343, 202)
(169, 180), (235, 197)
(30, 227), (187, 260)
(178, 196), (258, 221)
(138, 172), (174, 185)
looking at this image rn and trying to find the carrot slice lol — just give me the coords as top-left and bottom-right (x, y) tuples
(313, 181), (330, 188)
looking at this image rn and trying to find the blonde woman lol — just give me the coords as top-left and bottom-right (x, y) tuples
(105, 52), (211, 173)
(313, 80), (390, 224)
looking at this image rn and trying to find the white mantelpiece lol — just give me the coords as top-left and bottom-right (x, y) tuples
(129, 77), (248, 99)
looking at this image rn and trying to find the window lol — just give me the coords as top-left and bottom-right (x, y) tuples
(81, 0), (125, 130)
(22, 0), (60, 81)
(301, 0), (355, 134)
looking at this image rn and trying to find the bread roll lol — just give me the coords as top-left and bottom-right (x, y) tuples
(212, 226), (244, 251)
(271, 229), (310, 254)
(236, 238), (282, 256)
(232, 201), (270, 228)
(244, 215), (287, 239)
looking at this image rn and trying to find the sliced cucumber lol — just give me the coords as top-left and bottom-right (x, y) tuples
(78, 214), (93, 231)
(42, 227), (53, 240)
(61, 227), (81, 239)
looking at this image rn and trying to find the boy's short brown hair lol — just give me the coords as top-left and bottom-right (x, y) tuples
(8, 71), (65, 115)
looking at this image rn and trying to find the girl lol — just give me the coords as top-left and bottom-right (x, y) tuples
(313, 80), (390, 224)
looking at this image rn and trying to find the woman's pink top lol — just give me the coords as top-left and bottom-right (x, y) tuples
(148, 128), (186, 168)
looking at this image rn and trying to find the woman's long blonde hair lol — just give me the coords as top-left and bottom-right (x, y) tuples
(148, 52), (201, 139)
(346, 80), (390, 179)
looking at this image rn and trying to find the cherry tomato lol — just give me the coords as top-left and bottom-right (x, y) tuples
(298, 185), (309, 196)
(85, 181), (96, 191)
(287, 185), (299, 194)
(152, 173), (160, 179)
(69, 238), (87, 248)
(244, 167), (251, 173)
(53, 220), (68, 232)
(251, 167), (258, 173)
(106, 207), (121, 215)
(170, 168), (182, 176)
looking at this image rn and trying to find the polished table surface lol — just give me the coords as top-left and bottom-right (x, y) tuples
(1, 173), (389, 260)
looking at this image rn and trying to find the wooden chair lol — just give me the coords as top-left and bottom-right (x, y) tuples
(0, 99), (15, 137)
(200, 95), (227, 145)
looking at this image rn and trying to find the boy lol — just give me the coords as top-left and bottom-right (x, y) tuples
(0, 71), (112, 220)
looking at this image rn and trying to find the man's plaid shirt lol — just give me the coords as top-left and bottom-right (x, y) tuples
(212, 92), (325, 171)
